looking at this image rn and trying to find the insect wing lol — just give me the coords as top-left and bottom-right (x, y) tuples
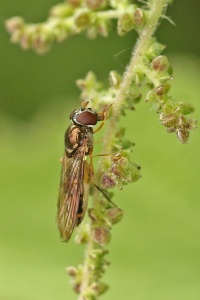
(57, 145), (86, 241)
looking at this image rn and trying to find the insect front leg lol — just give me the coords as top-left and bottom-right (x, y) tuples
(93, 104), (112, 134)
(88, 155), (95, 183)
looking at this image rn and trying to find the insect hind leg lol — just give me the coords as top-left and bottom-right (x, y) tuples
(93, 183), (119, 208)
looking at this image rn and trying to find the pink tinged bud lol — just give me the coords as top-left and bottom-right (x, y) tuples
(177, 129), (190, 144)
(160, 113), (177, 128)
(101, 174), (115, 189)
(66, 266), (77, 277)
(155, 83), (171, 96)
(86, 0), (106, 9)
(5, 17), (24, 34)
(93, 227), (111, 246)
(67, 0), (81, 8)
(106, 207), (123, 224)
(90, 282), (109, 296)
(74, 283), (81, 293)
(151, 55), (169, 72)
(134, 8), (145, 26)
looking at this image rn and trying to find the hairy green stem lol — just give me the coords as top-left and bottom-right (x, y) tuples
(77, 240), (93, 300)
(77, 0), (170, 298)
(103, 0), (170, 154)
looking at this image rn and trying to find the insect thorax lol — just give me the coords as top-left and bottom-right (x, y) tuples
(65, 124), (93, 158)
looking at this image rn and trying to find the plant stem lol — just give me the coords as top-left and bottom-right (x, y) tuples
(77, 0), (170, 298)
(103, 0), (169, 154)
(77, 240), (93, 300)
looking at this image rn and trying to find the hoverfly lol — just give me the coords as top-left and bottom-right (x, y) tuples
(57, 101), (109, 242)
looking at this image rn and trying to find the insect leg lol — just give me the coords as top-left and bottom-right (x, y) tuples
(93, 183), (119, 208)
(89, 153), (119, 208)
(94, 104), (112, 133)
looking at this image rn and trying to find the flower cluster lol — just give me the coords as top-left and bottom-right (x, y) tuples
(67, 198), (123, 299)
(101, 153), (141, 189)
(145, 55), (197, 143)
(5, 0), (145, 53)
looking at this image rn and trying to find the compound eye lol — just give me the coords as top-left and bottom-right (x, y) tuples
(76, 111), (98, 126)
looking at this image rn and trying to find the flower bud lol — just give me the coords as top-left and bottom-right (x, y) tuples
(101, 175), (115, 189)
(90, 282), (109, 295)
(134, 8), (145, 26)
(151, 55), (169, 72)
(50, 4), (74, 18)
(145, 90), (157, 102)
(93, 227), (111, 246)
(117, 12), (134, 36)
(74, 11), (92, 29)
(75, 223), (90, 244)
(109, 71), (121, 88)
(101, 155), (141, 190)
(86, 0), (107, 9)
(86, 26), (98, 39)
(5, 17), (24, 34)
(106, 207), (123, 224)
(67, 0), (81, 8)
(177, 102), (195, 115)
(66, 266), (77, 277)
(160, 113), (177, 128)
(177, 129), (189, 144)
(96, 19), (110, 37)
(155, 83), (170, 96)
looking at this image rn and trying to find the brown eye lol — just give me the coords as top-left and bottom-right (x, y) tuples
(76, 111), (98, 125)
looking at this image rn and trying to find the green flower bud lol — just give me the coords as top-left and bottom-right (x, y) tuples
(75, 223), (90, 244)
(50, 4), (74, 18)
(86, 26), (98, 39)
(145, 90), (157, 102)
(74, 10), (92, 29)
(117, 12), (135, 35)
(90, 282), (109, 295)
(110, 0), (131, 8)
(145, 40), (166, 61)
(177, 102), (195, 115)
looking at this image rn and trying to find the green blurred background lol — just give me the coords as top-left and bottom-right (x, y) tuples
(0, 1), (200, 299)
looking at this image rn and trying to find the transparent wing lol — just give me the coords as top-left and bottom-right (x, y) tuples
(57, 145), (87, 242)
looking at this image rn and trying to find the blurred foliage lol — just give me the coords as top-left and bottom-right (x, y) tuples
(0, 1), (200, 299)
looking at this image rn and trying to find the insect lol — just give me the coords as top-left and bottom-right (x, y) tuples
(57, 101), (109, 242)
